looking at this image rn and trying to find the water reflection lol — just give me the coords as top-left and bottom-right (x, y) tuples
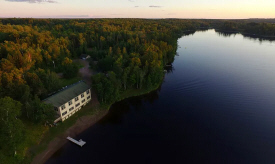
(215, 29), (275, 42)
(164, 64), (174, 74)
(196, 28), (211, 32)
(99, 89), (161, 125)
(98, 101), (131, 125)
(181, 30), (196, 37)
(215, 29), (238, 37)
(242, 34), (275, 42)
(142, 88), (161, 104)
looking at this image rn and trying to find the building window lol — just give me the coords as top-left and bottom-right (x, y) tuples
(75, 96), (79, 101)
(62, 111), (67, 116)
(68, 100), (73, 106)
(86, 90), (90, 94)
(75, 103), (80, 108)
(69, 107), (74, 111)
(61, 105), (66, 110)
(87, 96), (91, 100)
(82, 99), (85, 103)
(81, 93), (84, 98)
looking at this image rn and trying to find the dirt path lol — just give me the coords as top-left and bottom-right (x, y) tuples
(75, 59), (95, 85)
(75, 59), (100, 107)
(31, 59), (103, 164)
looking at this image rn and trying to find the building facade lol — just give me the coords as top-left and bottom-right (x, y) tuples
(44, 81), (91, 122)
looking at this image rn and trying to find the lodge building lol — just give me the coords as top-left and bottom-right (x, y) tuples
(44, 81), (91, 122)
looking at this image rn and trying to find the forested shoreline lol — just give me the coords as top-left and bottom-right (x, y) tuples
(208, 19), (275, 37)
(0, 18), (209, 163)
(0, 18), (274, 163)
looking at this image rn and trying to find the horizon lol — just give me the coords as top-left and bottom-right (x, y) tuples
(1, 0), (275, 19)
(1, 17), (275, 20)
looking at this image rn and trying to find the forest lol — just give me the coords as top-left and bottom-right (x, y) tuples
(209, 19), (275, 36)
(0, 18), (209, 163)
(0, 18), (274, 163)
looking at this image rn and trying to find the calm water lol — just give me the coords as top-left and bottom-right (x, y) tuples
(47, 30), (275, 164)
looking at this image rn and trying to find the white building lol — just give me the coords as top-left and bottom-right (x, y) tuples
(80, 54), (91, 60)
(44, 81), (91, 122)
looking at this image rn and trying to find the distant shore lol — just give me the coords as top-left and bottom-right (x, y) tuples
(214, 28), (275, 39)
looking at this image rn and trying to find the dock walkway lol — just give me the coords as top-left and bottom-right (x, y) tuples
(67, 136), (86, 147)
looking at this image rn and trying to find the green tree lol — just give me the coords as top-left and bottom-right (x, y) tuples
(25, 96), (55, 125)
(122, 67), (130, 90)
(63, 63), (79, 79)
(36, 69), (62, 95)
(0, 97), (24, 156)
(92, 72), (120, 103)
(97, 56), (113, 72)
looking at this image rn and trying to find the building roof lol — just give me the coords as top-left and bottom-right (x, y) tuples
(44, 81), (90, 107)
(80, 54), (90, 59)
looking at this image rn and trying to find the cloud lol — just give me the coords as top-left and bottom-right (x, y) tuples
(5, 0), (57, 3)
(134, 6), (139, 8)
(149, 5), (162, 8)
(38, 15), (90, 18)
(167, 13), (177, 15)
(91, 15), (106, 18)
(128, 0), (136, 2)
(62, 15), (89, 18)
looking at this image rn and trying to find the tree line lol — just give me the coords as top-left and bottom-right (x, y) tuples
(208, 19), (275, 36)
(87, 19), (209, 103)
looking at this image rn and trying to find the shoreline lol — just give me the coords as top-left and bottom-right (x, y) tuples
(31, 101), (109, 164)
(31, 83), (162, 164)
(214, 28), (275, 39)
(31, 59), (102, 164)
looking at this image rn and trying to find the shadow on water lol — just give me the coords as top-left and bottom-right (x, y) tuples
(99, 88), (161, 125)
(164, 64), (174, 74)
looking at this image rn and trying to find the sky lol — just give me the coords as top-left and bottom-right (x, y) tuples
(1, 0), (275, 19)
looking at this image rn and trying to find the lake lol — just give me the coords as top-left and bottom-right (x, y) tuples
(46, 30), (275, 164)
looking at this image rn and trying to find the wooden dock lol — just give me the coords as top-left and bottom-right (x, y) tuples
(67, 136), (86, 147)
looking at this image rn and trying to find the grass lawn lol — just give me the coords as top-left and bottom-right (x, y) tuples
(120, 84), (161, 100)
(59, 76), (82, 87)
